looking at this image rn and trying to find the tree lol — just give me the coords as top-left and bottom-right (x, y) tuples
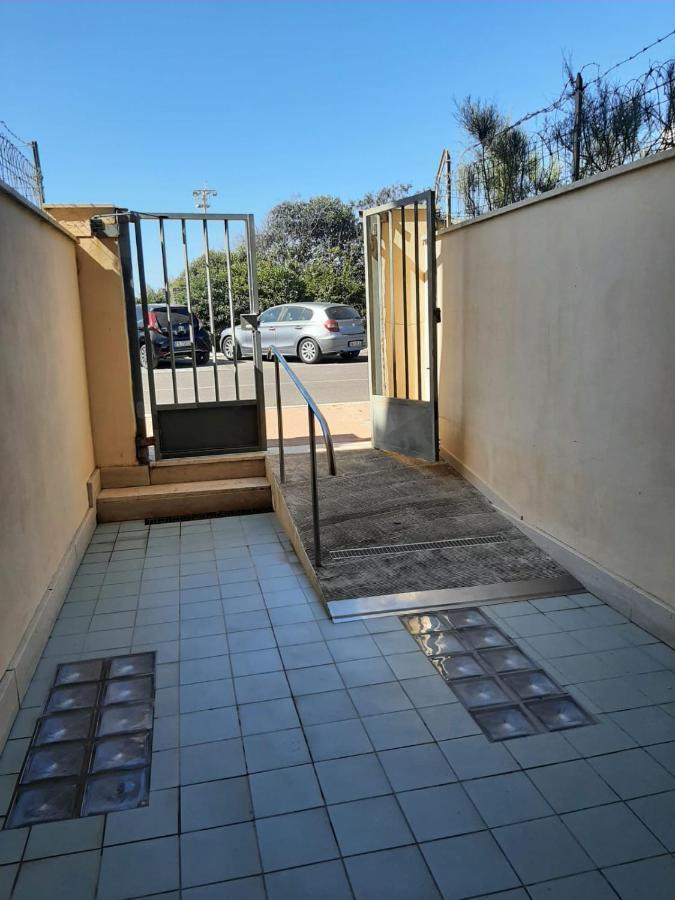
(147, 184), (414, 325)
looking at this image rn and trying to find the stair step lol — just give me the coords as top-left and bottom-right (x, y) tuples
(150, 452), (266, 485)
(97, 477), (271, 523)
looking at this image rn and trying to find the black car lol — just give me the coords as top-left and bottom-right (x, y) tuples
(136, 304), (212, 368)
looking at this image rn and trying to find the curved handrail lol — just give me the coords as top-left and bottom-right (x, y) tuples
(269, 346), (337, 476)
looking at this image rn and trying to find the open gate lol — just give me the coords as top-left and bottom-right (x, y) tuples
(362, 190), (439, 461)
(116, 211), (266, 461)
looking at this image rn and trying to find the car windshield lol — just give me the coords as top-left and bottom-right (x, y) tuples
(325, 306), (361, 320)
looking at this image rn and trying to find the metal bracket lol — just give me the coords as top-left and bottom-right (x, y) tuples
(241, 313), (260, 331)
(434, 308), (442, 324)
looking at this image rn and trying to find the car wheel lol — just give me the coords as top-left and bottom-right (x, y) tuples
(221, 336), (239, 361)
(298, 338), (322, 364)
(340, 350), (361, 360)
(140, 343), (157, 369)
(196, 352), (210, 366)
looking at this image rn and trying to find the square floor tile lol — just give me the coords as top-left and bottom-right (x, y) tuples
(244, 728), (311, 773)
(349, 682), (413, 717)
(603, 854), (675, 900)
(327, 635), (381, 662)
(464, 772), (552, 827)
(250, 764), (322, 817)
(180, 707), (240, 745)
(609, 706), (675, 745)
(11, 850), (100, 900)
(345, 845), (441, 900)
(328, 795), (413, 855)
(629, 790), (675, 851)
(180, 678), (234, 712)
(265, 860), (353, 900)
(378, 743), (457, 791)
(181, 822), (261, 887)
(337, 657), (396, 688)
(279, 642), (332, 669)
(0, 863), (17, 900)
(180, 656), (231, 685)
(239, 697), (300, 735)
(576, 677), (651, 712)
(104, 788), (178, 844)
(287, 664), (344, 695)
(493, 816), (592, 883)
(180, 738), (246, 784)
(305, 718), (373, 761)
(563, 802), (665, 867)
(0, 827), (28, 864)
(647, 741), (675, 776)
(256, 808), (339, 872)
(273, 622), (323, 646)
(527, 759), (618, 812)
(361, 710), (431, 751)
(418, 703), (482, 741)
(397, 782), (484, 841)
(295, 690), (357, 726)
(421, 831), (520, 899)
(399, 675), (456, 709)
(234, 671), (290, 704)
(589, 748), (675, 799)
(563, 716), (636, 758)
(439, 734), (518, 780)
(528, 871), (620, 899)
(99, 836), (179, 900)
(385, 652), (437, 680)
(316, 752), (391, 803)
(227, 628), (277, 653)
(180, 776), (252, 831)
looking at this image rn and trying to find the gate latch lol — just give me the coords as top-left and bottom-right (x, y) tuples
(433, 308), (442, 324)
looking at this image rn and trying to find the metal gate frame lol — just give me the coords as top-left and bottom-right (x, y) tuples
(117, 210), (266, 461)
(362, 190), (439, 462)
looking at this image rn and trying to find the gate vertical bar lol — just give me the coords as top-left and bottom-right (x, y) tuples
(223, 221), (240, 400)
(159, 218), (179, 404)
(245, 215), (267, 448)
(180, 218), (200, 402)
(134, 216), (160, 458)
(413, 201), (422, 399)
(400, 205), (409, 399)
(117, 214), (149, 464)
(572, 72), (583, 182)
(201, 219), (221, 402)
(275, 356), (285, 483)
(426, 191), (439, 460)
(387, 209), (397, 398)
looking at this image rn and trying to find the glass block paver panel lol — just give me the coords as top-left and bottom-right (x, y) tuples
(5, 652), (155, 828)
(401, 607), (593, 741)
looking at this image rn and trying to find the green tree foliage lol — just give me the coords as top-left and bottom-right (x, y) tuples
(150, 184), (412, 331)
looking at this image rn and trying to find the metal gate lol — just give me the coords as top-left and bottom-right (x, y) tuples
(362, 190), (439, 461)
(116, 211), (266, 461)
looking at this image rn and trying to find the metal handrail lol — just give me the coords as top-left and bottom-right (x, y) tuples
(270, 346), (337, 567)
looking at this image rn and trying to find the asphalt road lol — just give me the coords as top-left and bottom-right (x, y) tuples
(141, 350), (370, 409)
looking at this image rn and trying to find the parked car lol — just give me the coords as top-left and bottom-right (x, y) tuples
(219, 302), (367, 364)
(136, 304), (212, 368)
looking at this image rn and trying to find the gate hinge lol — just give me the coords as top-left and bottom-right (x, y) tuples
(137, 436), (156, 448)
(433, 308), (441, 324)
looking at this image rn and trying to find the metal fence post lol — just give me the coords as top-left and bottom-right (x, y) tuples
(308, 408), (321, 567)
(30, 141), (45, 206)
(572, 72), (583, 181)
(445, 152), (451, 226)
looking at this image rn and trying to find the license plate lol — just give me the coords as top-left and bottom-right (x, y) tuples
(348, 340), (363, 347)
(174, 340), (191, 348)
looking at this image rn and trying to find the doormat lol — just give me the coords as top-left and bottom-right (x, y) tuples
(5, 652), (155, 828)
(401, 608), (594, 741)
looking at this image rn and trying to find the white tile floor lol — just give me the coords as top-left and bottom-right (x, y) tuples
(1, 512), (675, 898)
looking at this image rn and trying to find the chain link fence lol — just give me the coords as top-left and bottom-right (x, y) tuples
(0, 121), (45, 207)
(436, 51), (675, 226)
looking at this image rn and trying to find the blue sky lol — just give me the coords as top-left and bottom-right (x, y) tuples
(2, 0), (674, 283)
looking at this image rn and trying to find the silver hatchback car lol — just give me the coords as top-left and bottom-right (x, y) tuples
(219, 301), (367, 364)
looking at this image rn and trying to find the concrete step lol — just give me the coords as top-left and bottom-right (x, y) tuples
(149, 452), (266, 485)
(97, 477), (271, 523)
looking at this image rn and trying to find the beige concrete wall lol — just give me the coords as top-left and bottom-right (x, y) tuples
(47, 205), (138, 468)
(0, 187), (95, 684)
(436, 151), (675, 612)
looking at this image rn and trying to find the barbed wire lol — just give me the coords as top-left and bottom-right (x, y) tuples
(0, 120), (44, 206)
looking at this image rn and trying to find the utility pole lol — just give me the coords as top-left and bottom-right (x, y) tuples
(192, 184), (217, 213)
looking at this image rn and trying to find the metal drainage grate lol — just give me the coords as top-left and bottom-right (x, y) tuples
(401, 608), (593, 741)
(330, 533), (511, 561)
(145, 506), (273, 525)
(5, 652), (156, 828)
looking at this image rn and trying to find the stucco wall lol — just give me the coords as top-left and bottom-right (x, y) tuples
(0, 188), (95, 679)
(47, 205), (138, 468)
(436, 151), (675, 613)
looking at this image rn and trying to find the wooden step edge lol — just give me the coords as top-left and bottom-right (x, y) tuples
(151, 451), (266, 468)
(98, 477), (269, 501)
(97, 481), (272, 523)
